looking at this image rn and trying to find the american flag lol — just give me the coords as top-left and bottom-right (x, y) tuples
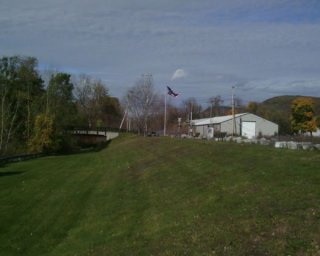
(167, 86), (179, 97)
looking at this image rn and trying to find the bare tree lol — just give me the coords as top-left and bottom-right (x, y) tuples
(234, 97), (243, 109)
(74, 75), (95, 127)
(123, 74), (159, 135)
(208, 95), (224, 117)
(74, 75), (122, 129)
(74, 75), (109, 128)
(40, 68), (57, 115)
(182, 97), (202, 121)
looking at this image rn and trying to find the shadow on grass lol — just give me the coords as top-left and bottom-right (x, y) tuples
(61, 140), (113, 156)
(0, 140), (113, 168)
(0, 153), (43, 168)
(0, 171), (25, 177)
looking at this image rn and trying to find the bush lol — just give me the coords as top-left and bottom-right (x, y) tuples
(28, 114), (54, 153)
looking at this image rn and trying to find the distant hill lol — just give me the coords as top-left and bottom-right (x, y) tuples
(260, 95), (320, 115)
(252, 95), (320, 134)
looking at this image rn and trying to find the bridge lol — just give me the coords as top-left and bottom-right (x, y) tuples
(70, 127), (120, 145)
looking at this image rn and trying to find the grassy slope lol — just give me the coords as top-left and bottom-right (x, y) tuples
(0, 135), (319, 255)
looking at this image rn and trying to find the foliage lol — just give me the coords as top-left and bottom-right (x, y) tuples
(316, 116), (320, 128)
(160, 101), (186, 134)
(0, 56), (44, 154)
(0, 55), (124, 156)
(291, 97), (317, 135)
(101, 96), (122, 128)
(246, 101), (259, 114)
(242, 96), (320, 135)
(52, 133), (78, 154)
(28, 114), (54, 153)
(1, 137), (320, 255)
(44, 72), (80, 152)
(74, 75), (122, 128)
(47, 72), (77, 129)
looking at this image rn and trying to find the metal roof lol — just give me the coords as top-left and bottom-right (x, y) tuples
(192, 113), (247, 126)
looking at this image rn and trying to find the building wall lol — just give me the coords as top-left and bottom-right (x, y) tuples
(195, 126), (207, 137)
(220, 119), (234, 135)
(313, 129), (320, 137)
(238, 113), (278, 137)
(194, 113), (278, 138)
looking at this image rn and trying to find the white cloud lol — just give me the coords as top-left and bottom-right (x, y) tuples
(171, 69), (187, 80)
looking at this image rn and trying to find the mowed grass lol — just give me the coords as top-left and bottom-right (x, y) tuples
(0, 135), (320, 255)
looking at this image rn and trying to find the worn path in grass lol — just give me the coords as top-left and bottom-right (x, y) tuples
(0, 135), (320, 255)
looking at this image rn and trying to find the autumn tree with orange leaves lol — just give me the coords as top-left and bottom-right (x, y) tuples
(291, 97), (317, 135)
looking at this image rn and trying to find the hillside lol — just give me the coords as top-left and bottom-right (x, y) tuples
(261, 95), (320, 115)
(244, 95), (320, 134)
(1, 135), (320, 255)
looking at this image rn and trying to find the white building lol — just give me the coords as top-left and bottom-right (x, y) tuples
(313, 128), (320, 137)
(192, 113), (278, 139)
(304, 128), (320, 137)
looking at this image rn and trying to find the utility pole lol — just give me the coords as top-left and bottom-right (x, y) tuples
(142, 73), (152, 136)
(177, 117), (181, 137)
(232, 86), (236, 136)
(189, 102), (193, 136)
(208, 97), (214, 118)
(164, 91), (167, 136)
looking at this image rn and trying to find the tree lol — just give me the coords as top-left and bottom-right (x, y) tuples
(234, 96), (244, 112)
(46, 73), (79, 152)
(47, 72), (77, 129)
(0, 56), (44, 154)
(28, 114), (54, 153)
(182, 97), (202, 121)
(123, 74), (160, 135)
(101, 96), (122, 128)
(208, 96), (224, 117)
(75, 75), (102, 128)
(246, 101), (259, 114)
(18, 57), (45, 139)
(74, 75), (122, 128)
(163, 101), (183, 134)
(316, 116), (320, 128)
(291, 97), (317, 135)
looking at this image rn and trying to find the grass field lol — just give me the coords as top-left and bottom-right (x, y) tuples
(1, 135), (320, 255)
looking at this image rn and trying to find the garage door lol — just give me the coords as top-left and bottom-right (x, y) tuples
(241, 121), (256, 139)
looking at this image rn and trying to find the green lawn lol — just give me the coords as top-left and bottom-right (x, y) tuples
(1, 135), (320, 255)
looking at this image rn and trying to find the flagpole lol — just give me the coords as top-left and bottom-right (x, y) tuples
(119, 109), (127, 131)
(164, 85), (179, 136)
(164, 89), (167, 136)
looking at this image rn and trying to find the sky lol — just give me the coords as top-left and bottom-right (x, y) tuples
(1, 0), (320, 107)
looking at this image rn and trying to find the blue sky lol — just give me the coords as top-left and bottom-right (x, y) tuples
(1, 0), (320, 106)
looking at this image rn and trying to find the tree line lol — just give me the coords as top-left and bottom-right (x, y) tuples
(124, 75), (320, 137)
(0, 56), (122, 155)
(0, 55), (250, 155)
(1, 55), (319, 156)
(246, 97), (320, 136)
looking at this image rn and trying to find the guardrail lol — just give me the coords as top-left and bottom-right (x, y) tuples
(0, 153), (43, 165)
(65, 126), (126, 133)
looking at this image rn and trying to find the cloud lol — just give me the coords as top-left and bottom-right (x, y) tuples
(171, 69), (187, 80)
(1, 0), (320, 102)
